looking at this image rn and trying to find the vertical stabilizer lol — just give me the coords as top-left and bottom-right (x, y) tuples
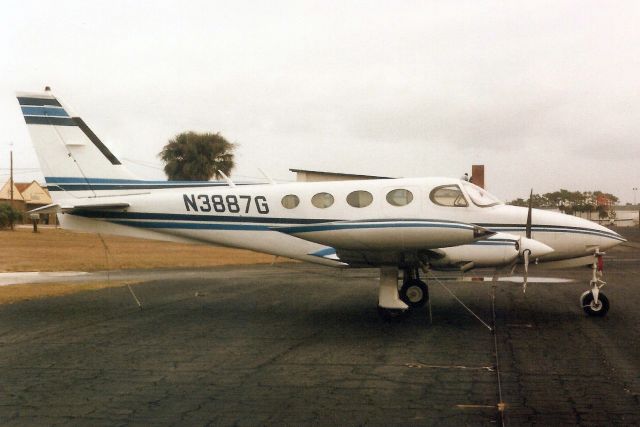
(16, 90), (138, 199)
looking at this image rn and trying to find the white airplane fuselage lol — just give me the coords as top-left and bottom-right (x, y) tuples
(52, 177), (624, 270)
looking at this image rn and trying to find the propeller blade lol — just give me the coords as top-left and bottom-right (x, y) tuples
(523, 249), (530, 293)
(526, 189), (533, 239)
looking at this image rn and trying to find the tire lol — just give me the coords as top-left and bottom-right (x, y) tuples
(581, 292), (609, 317)
(399, 279), (429, 308)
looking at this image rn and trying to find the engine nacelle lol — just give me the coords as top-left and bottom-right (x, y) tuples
(429, 233), (554, 269)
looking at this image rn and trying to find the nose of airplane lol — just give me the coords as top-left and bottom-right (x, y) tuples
(519, 236), (554, 258)
(571, 215), (627, 248)
(590, 221), (626, 241)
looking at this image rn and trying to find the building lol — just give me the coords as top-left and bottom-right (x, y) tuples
(596, 194), (614, 208)
(290, 169), (392, 182)
(0, 180), (56, 224)
(0, 181), (25, 212)
(290, 166), (486, 189)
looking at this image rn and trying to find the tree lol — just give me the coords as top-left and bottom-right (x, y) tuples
(159, 131), (236, 181)
(0, 203), (22, 229)
(597, 205), (609, 220)
(507, 189), (620, 215)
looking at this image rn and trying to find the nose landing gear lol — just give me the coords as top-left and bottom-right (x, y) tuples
(581, 251), (609, 317)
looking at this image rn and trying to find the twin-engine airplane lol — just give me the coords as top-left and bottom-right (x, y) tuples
(18, 90), (626, 319)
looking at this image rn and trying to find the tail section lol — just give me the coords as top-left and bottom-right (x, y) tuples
(17, 89), (138, 199)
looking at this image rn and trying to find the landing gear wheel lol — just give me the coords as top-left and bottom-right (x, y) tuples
(581, 291), (609, 317)
(400, 279), (429, 308)
(377, 306), (407, 321)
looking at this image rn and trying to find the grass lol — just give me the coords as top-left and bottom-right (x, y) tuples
(0, 280), (138, 305)
(0, 227), (293, 304)
(0, 227), (289, 272)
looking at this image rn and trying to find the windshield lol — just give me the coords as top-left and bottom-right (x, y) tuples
(461, 182), (503, 207)
(429, 185), (469, 207)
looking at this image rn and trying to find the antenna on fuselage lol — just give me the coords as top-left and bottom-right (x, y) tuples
(218, 171), (236, 188)
(258, 168), (276, 185)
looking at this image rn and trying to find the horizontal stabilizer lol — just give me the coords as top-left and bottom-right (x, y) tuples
(27, 203), (61, 214)
(28, 202), (130, 215)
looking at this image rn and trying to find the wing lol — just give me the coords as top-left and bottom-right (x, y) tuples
(273, 219), (494, 267)
(272, 219), (494, 251)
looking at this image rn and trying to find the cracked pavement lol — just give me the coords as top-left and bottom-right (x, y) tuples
(1, 229), (639, 425)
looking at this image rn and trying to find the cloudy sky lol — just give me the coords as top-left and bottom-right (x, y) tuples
(1, 1), (639, 202)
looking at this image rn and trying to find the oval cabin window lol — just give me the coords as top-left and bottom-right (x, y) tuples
(311, 192), (335, 209)
(346, 190), (373, 208)
(281, 194), (300, 209)
(386, 189), (414, 206)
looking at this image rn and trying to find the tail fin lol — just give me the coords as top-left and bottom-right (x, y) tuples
(17, 89), (138, 199)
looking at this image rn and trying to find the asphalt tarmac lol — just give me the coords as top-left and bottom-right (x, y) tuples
(1, 229), (639, 426)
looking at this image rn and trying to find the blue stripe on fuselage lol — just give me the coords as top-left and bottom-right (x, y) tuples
(45, 177), (228, 184)
(110, 220), (270, 231)
(482, 225), (625, 242)
(43, 176), (258, 191)
(71, 210), (335, 225)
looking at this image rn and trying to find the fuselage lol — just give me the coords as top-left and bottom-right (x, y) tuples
(54, 176), (625, 269)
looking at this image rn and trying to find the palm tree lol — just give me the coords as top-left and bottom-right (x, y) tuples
(159, 131), (236, 181)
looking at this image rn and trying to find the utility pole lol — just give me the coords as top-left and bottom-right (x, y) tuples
(9, 148), (14, 230)
(634, 188), (639, 229)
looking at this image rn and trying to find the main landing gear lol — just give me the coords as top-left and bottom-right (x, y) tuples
(377, 267), (429, 320)
(580, 251), (609, 317)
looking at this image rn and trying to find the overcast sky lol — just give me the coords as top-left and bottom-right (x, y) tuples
(1, 1), (639, 202)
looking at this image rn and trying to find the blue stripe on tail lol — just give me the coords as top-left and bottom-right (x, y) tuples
(21, 106), (70, 117)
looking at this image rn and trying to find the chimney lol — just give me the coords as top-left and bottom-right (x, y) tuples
(472, 165), (485, 189)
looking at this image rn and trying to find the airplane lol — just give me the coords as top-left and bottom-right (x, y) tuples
(17, 89), (626, 319)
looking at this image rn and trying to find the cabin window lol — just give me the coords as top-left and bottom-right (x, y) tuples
(429, 185), (469, 207)
(281, 194), (300, 209)
(346, 190), (373, 208)
(311, 192), (335, 208)
(461, 182), (502, 207)
(386, 189), (414, 206)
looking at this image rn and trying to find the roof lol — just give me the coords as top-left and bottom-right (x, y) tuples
(15, 182), (34, 193)
(0, 181), (24, 201)
(289, 168), (392, 179)
(0, 179), (51, 204)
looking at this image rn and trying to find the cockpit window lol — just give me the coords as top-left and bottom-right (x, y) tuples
(461, 182), (502, 207)
(429, 185), (469, 207)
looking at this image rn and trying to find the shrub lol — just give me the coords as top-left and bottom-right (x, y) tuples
(0, 203), (22, 228)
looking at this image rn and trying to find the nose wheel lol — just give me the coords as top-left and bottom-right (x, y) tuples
(580, 290), (609, 317)
(581, 251), (610, 317)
